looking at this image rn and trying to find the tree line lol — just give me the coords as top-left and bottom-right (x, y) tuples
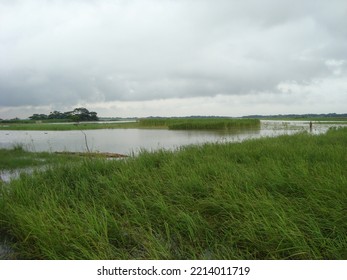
(29, 107), (99, 122)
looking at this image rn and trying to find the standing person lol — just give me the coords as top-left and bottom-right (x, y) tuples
(309, 121), (313, 132)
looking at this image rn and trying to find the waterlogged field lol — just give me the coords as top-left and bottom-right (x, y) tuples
(0, 118), (261, 154)
(0, 145), (81, 170)
(0, 118), (260, 131)
(0, 127), (346, 259)
(3, 120), (344, 155)
(0, 146), (83, 184)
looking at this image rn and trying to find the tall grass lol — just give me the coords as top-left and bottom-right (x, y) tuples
(0, 128), (346, 259)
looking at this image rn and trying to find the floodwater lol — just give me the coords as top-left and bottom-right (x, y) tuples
(0, 120), (346, 155)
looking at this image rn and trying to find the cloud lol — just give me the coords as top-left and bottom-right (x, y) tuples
(0, 0), (346, 117)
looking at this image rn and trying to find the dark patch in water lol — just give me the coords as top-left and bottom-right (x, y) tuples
(0, 241), (14, 260)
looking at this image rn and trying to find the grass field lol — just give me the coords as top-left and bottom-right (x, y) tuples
(0, 128), (346, 259)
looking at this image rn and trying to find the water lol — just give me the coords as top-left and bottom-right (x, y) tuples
(0, 120), (346, 155)
(0, 167), (47, 183)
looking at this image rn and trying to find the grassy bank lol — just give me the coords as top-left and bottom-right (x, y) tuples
(0, 121), (139, 131)
(0, 128), (346, 259)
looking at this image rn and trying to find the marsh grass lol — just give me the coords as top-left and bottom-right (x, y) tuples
(139, 117), (260, 130)
(0, 128), (346, 259)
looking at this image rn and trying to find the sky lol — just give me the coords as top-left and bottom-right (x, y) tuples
(0, 0), (346, 119)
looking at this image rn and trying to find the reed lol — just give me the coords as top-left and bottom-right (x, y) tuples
(139, 117), (260, 130)
(0, 128), (346, 259)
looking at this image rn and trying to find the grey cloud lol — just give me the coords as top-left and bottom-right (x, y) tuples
(0, 0), (346, 110)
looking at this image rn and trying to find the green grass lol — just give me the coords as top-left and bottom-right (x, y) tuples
(0, 128), (346, 259)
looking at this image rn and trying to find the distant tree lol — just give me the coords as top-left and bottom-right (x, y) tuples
(48, 111), (67, 119)
(68, 107), (99, 122)
(29, 114), (48, 120)
(28, 108), (99, 122)
(89, 111), (98, 121)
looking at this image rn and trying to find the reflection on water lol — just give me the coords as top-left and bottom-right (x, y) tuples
(0, 167), (45, 183)
(0, 120), (346, 155)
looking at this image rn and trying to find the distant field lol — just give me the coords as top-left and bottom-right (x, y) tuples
(1, 127), (346, 259)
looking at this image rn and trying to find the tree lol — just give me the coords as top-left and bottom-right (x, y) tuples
(28, 108), (99, 122)
(48, 111), (67, 119)
(68, 107), (99, 122)
(29, 114), (48, 120)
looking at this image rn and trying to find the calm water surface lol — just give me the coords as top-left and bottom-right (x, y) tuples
(0, 120), (346, 155)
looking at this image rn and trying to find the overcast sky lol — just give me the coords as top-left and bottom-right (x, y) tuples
(1, 0), (346, 118)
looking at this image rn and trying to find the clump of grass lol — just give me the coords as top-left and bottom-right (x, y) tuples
(11, 143), (25, 152)
(0, 128), (346, 259)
